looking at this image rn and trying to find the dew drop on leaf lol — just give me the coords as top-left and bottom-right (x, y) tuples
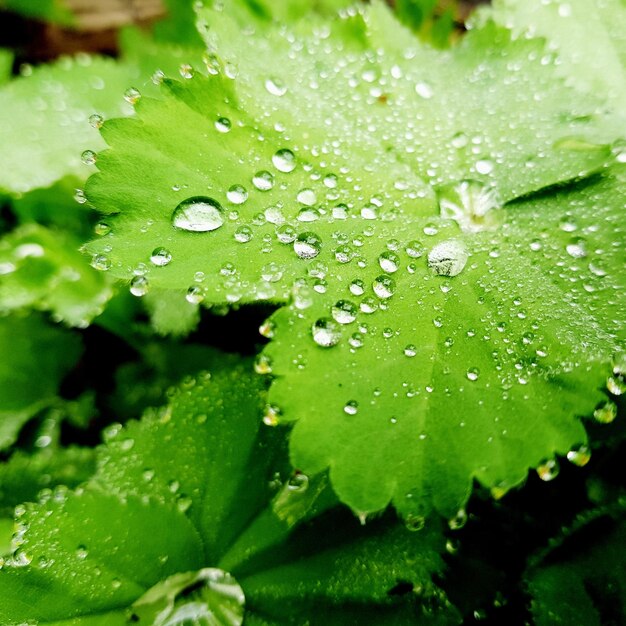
(265, 76), (287, 96)
(428, 240), (469, 277)
(172, 197), (225, 232)
(344, 400), (359, 415)
(215, 117), (232, 133)
(252, 170), (274, 191)
(294, 232), (322, 259)
(372, 274), (396, 299)
(272, 148), (296, 173)
(226, 184), (248, 205)
(331, 300), (357, 324)
(536, 458), (559, 481)
(130, 276), (149, 297)
(150, 247), (172, 267)
(312, 318), (342, 347)
(567, 444), (591, 467)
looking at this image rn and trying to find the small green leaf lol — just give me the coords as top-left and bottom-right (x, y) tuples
(0, 314), (82, 450)
(527, 506), (626, 626)
(0, 224), (113, 327)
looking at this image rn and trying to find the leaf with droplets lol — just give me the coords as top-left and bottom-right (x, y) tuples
(0, 362), (457, 625)
(0, 314), (82, 450)
(488, 0), (626, 112)
(526, 505), (626, 626)
(81, 0), (626, 520)
(0, 447), (96, 517)
(0, 224), (113, 327)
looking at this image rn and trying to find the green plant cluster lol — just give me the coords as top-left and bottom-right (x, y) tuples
(0, 0), (624, 624)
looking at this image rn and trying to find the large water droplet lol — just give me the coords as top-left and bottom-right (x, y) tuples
(227, 184), (248, 205)
(150, 247), (172, 267)
(428, 240), (469, 277)
(372, 274), (396, 299)
(172, 197), (224, 232)
(294, 232), (322, 259)
(437, 180), (500, 233)
(252, 171), (274, 191)
(312, 318), (341, 347)
(272, 148), (296, 173)
(132, 568), (245, 626)
(331, 300), (357, 324)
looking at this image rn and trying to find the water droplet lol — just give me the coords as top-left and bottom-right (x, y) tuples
(81, 150), (96, 165)
(215, 117), (231, 133)
(263, 404), (280, 426)
(179, 64), (194, 79)
(594, 400), (617, 423)
(404, 344), (417, 357)
(124, 87), (141, 104)
(466, 367), (480, 381)
(372, 274), (396, 299)
(379, 251), (400, 273)
(150, 247), (172, 267)
(428, 240), (469, 277)
(312, 318), (341, 347)
(172, 197), (224, 232)
(349, 279), (365, 296)
(89, 113), (103, 129)
(475, 159), (494, 175)
(405, 240), (424, 258)
(91, 254), (111, 271)
(297, 188), (317, 206)
(294, 232), (322, 259)
(227, 184), (248, 204)
(76, 545), (88, 560)
(288, 473), (309, 492)
(130, 276), (149, 297)
(405, 514), (426, 532)
(566, 238), (587, 259)
(344, 400), (359, 415)
(537, 458), (559, 482)
(415, 81), (433, 99)
(437, 180), (500, 232)
(567, 444), (591, 467)
(272, 148), (296, 173)
(186, 285), (204, 304)
(448, 508), (468, 530)
(276, 224), (296, 243)
(234, 225), (253, 243)
(265, 76), (287, 96)
(255, 354), (272, 375)
(252, 170), (274, 191)
(331, 300), (357, 324)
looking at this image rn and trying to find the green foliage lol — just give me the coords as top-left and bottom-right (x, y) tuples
(526, 505), (626, 625)
(0, 365), (458, 625)
(0, 0), (625, 622)
(0, 314), (82, 450)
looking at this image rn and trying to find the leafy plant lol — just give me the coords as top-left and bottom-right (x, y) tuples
(0, 0), (624, 623)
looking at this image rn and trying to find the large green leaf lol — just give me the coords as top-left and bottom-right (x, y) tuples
(0, 361), (457, 625)
(0, 314), (82, 450)
(82, 0), (625, 519)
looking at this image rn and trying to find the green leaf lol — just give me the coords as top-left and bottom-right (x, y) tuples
(0, 0), (74, 24)
(488, 0), (626, 111)
(0, 223), (113, 327)
(0, 50), (13, 86)
(83, 0), (625, 518)
(0, 362), (457, 625)
(0, 314), (82, 450)
(527, 506), (626, 625)
(0, 447), (96, 517)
